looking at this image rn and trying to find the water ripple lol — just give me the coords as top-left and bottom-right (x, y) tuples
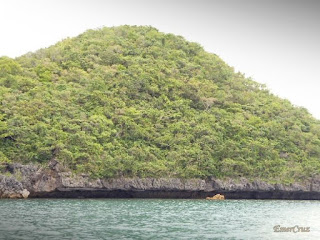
(0, 199), (319, 239)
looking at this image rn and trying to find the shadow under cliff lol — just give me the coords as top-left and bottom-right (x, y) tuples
(30, 188), (320, 200)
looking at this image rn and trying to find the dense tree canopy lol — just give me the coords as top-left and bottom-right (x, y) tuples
(0, 26), (319, 183)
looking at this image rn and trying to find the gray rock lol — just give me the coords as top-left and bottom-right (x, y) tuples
(1, 162), (320, 199)
(310, 177), (320, 192)
(0, 175), (29, 198)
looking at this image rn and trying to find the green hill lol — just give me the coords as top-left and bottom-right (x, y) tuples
(1, 25), (319, 183)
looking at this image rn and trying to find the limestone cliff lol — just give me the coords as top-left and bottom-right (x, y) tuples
(0, 175), (29, 199)
(1, 162), (320, 200)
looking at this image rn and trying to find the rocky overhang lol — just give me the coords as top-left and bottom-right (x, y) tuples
(1, 162), (320, 200)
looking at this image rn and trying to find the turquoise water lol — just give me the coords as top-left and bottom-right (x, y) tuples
(0, 199), (319, 239)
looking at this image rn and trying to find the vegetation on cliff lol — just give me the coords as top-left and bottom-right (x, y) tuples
(0, 26), (319, 183)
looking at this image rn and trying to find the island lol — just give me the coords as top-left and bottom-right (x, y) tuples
(1, 26), (319, 199)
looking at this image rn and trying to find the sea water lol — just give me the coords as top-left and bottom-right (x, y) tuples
(0, 199), (319, 239)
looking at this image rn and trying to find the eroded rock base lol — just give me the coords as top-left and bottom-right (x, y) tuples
(1, 162), (320, 200)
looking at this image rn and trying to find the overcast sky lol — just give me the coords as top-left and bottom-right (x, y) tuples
(1, 0), (319, 119)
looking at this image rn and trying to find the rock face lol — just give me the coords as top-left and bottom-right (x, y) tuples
(0, 175), (30, 199)
(1, 162), (320, 199)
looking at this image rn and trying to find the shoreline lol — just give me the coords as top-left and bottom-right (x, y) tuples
(1, 162), (320, 200)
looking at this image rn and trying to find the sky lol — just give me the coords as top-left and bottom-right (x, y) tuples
(1, 0), (319, 119)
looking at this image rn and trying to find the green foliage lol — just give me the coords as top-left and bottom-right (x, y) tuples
(0, 26), (319, 182)
(0, 57), (22, 77)
(0, 151), (10, 164)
